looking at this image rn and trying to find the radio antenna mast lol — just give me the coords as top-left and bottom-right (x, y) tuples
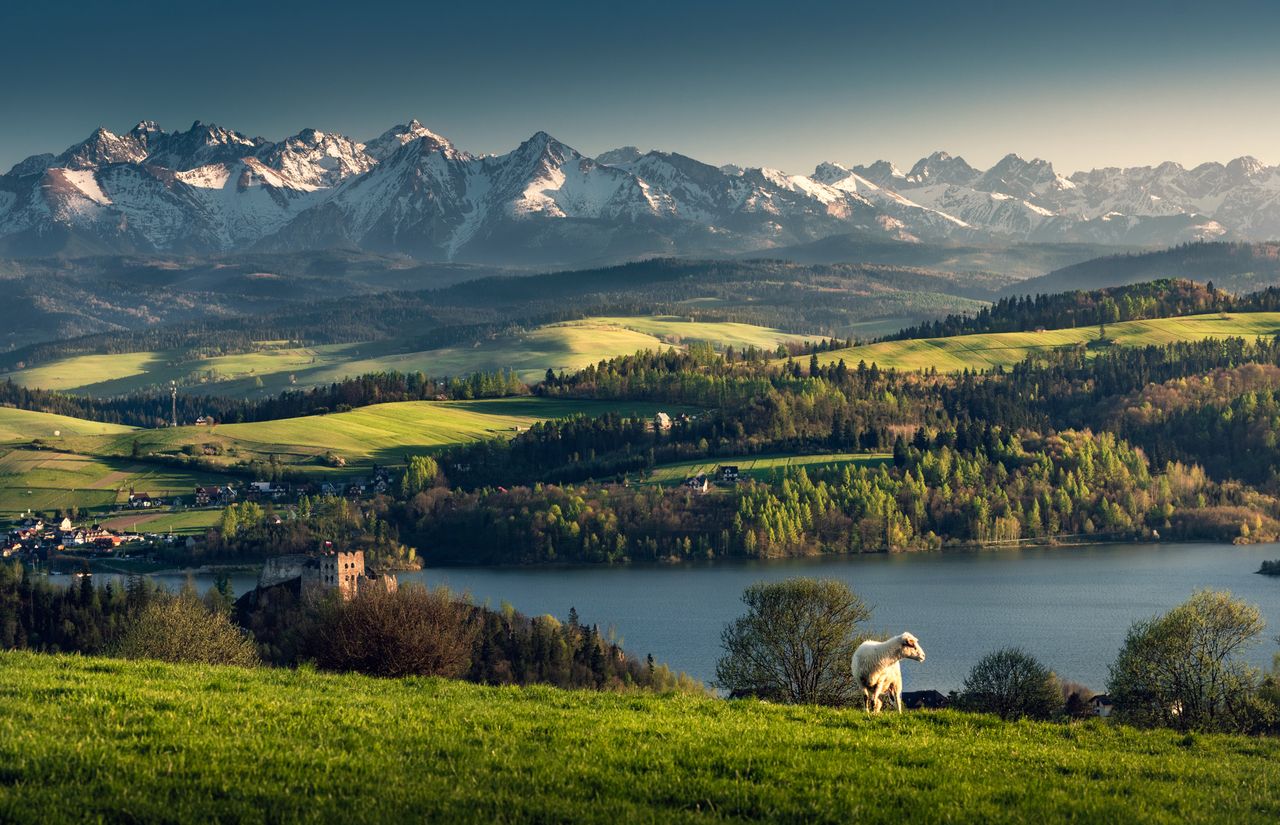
(170, 380), (178, 427)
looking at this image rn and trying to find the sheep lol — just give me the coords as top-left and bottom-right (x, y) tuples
(852, 632), (926, 713)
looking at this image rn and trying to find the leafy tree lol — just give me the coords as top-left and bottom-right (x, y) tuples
(1108, 590), (1271, 732)
(112, 593), (260, 667)
(957, 647), (1063, 720)
(715, 578), (870, 705)
(400, 455), (440, 498)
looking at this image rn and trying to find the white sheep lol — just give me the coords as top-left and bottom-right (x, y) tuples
(852, 632), (926, 713)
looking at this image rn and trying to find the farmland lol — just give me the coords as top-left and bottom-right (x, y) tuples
(0, 448), (228, 517)
(643, 452), (891, 486)
(0, 398), (694, 517)
(0, 652), (1276, 823)
(0, 407), (135, 442)
(819, 312), (1280, 372)
(3, 316), (820, 398)
(66, 397), (694, 472)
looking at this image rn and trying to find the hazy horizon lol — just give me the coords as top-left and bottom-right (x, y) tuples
(4, 0), (1280, 175)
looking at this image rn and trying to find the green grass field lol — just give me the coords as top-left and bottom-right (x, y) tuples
(0, 447), (230, 518)
(0, 407), (135, 442)
(97, 508), (221, 536)
(820, 312), (1280, 372)
(0, 652), (1275, 823)
(68, 398), (695, 472)
(644, 452), (891, 486)
(4, 316), (819, 399)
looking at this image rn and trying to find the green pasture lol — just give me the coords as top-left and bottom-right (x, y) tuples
(820, 312), (1280, 372)
(0, 652), (1275, 823)
(644, 452), (891, 486)
(70, 398), (695, 471)
(3, 316), (823, 398)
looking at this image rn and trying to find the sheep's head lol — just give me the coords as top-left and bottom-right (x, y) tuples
(899, 632), (925, 662)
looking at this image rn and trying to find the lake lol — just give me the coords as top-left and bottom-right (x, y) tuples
(109, 542), (1280, 692)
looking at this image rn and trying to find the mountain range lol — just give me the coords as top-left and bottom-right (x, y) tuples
(2, 120), (1276, 266)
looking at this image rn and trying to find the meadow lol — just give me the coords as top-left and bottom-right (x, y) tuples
(68, 397), (695, 471)
(3, 316), (819, 398)
(0, 448), (228, 517)
(0, 652), (1275, 823)
(0, 407), (135, 442)
(820, 311), (1280, 372)
(644, 452), (890, 486)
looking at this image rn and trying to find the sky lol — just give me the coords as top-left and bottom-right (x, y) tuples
(3, 0), (1280, 176)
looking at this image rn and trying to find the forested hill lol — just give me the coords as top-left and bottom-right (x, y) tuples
(1003, 241), (1280, 297)
(0, 259), (997, 373)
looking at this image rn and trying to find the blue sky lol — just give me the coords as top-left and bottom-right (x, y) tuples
(3, 0), (1279, 174)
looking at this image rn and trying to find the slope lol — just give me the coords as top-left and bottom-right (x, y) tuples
(0, 652), (1275, 823)
(819, 312), (1280, 372)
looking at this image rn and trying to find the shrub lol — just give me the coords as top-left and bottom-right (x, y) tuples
(112, 594), (260, 668)
(715, 578), (870, 705)
(957, 647), (1063, 720)
(308, 584), (477, 678)
(1108, 590), (1270, 732)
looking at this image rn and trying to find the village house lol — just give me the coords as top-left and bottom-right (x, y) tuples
(901, 690), (950, 710)
(716, 465), (741, 483)
(194, 485), (236, 507)
(127, 491), (159, 509)
(1091, 694), (1114, 718)
(654, 412), (672, 431)
(684, 474), (709, 493)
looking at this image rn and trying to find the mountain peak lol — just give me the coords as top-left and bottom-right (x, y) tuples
(905, 151), (978, 186)
(364, 120), (449, 160)
(595, 146), (643, 166)
(811, 161), (851, 185)
(1226, 155), (1268, 181)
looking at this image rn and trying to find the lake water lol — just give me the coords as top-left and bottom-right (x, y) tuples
(105, 542), (1280, 692)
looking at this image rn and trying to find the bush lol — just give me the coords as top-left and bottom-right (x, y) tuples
(715, 578), (870, 705)
(112, 594), (260, 668)
(957, 647), (1063, 720)
(308, 584), (477, 678)
(1108, 590), (1271, 732)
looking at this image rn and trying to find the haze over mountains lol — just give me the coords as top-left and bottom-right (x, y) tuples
(2, 119), (1276, 266)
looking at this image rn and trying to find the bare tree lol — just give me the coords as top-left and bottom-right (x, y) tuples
(310, 584), (477, 678)
(715, 578), (871, 705)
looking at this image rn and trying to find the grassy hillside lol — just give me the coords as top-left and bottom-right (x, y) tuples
(3, 316), (819, 398)
(820, 311), (1280, 372)
(644, 452), (890, 486)
(0, 448), (228, 517)
(0, 407), (135, 442)
(0, 653), (1275, 823)
(66, 398), (693, 472)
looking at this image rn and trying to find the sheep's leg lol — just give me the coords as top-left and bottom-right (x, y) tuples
(871, 686), (884, 714)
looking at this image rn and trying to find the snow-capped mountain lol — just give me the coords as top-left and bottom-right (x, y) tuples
(1, 119), (1275, 264)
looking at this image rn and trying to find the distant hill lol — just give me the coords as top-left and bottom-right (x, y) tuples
(1003, 242), (1280, 297)
(817, 311), (1280, 373)
(0, 258), (997, 376)
(755, 234), (1133, 279)
(0, 250), (504, 351)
